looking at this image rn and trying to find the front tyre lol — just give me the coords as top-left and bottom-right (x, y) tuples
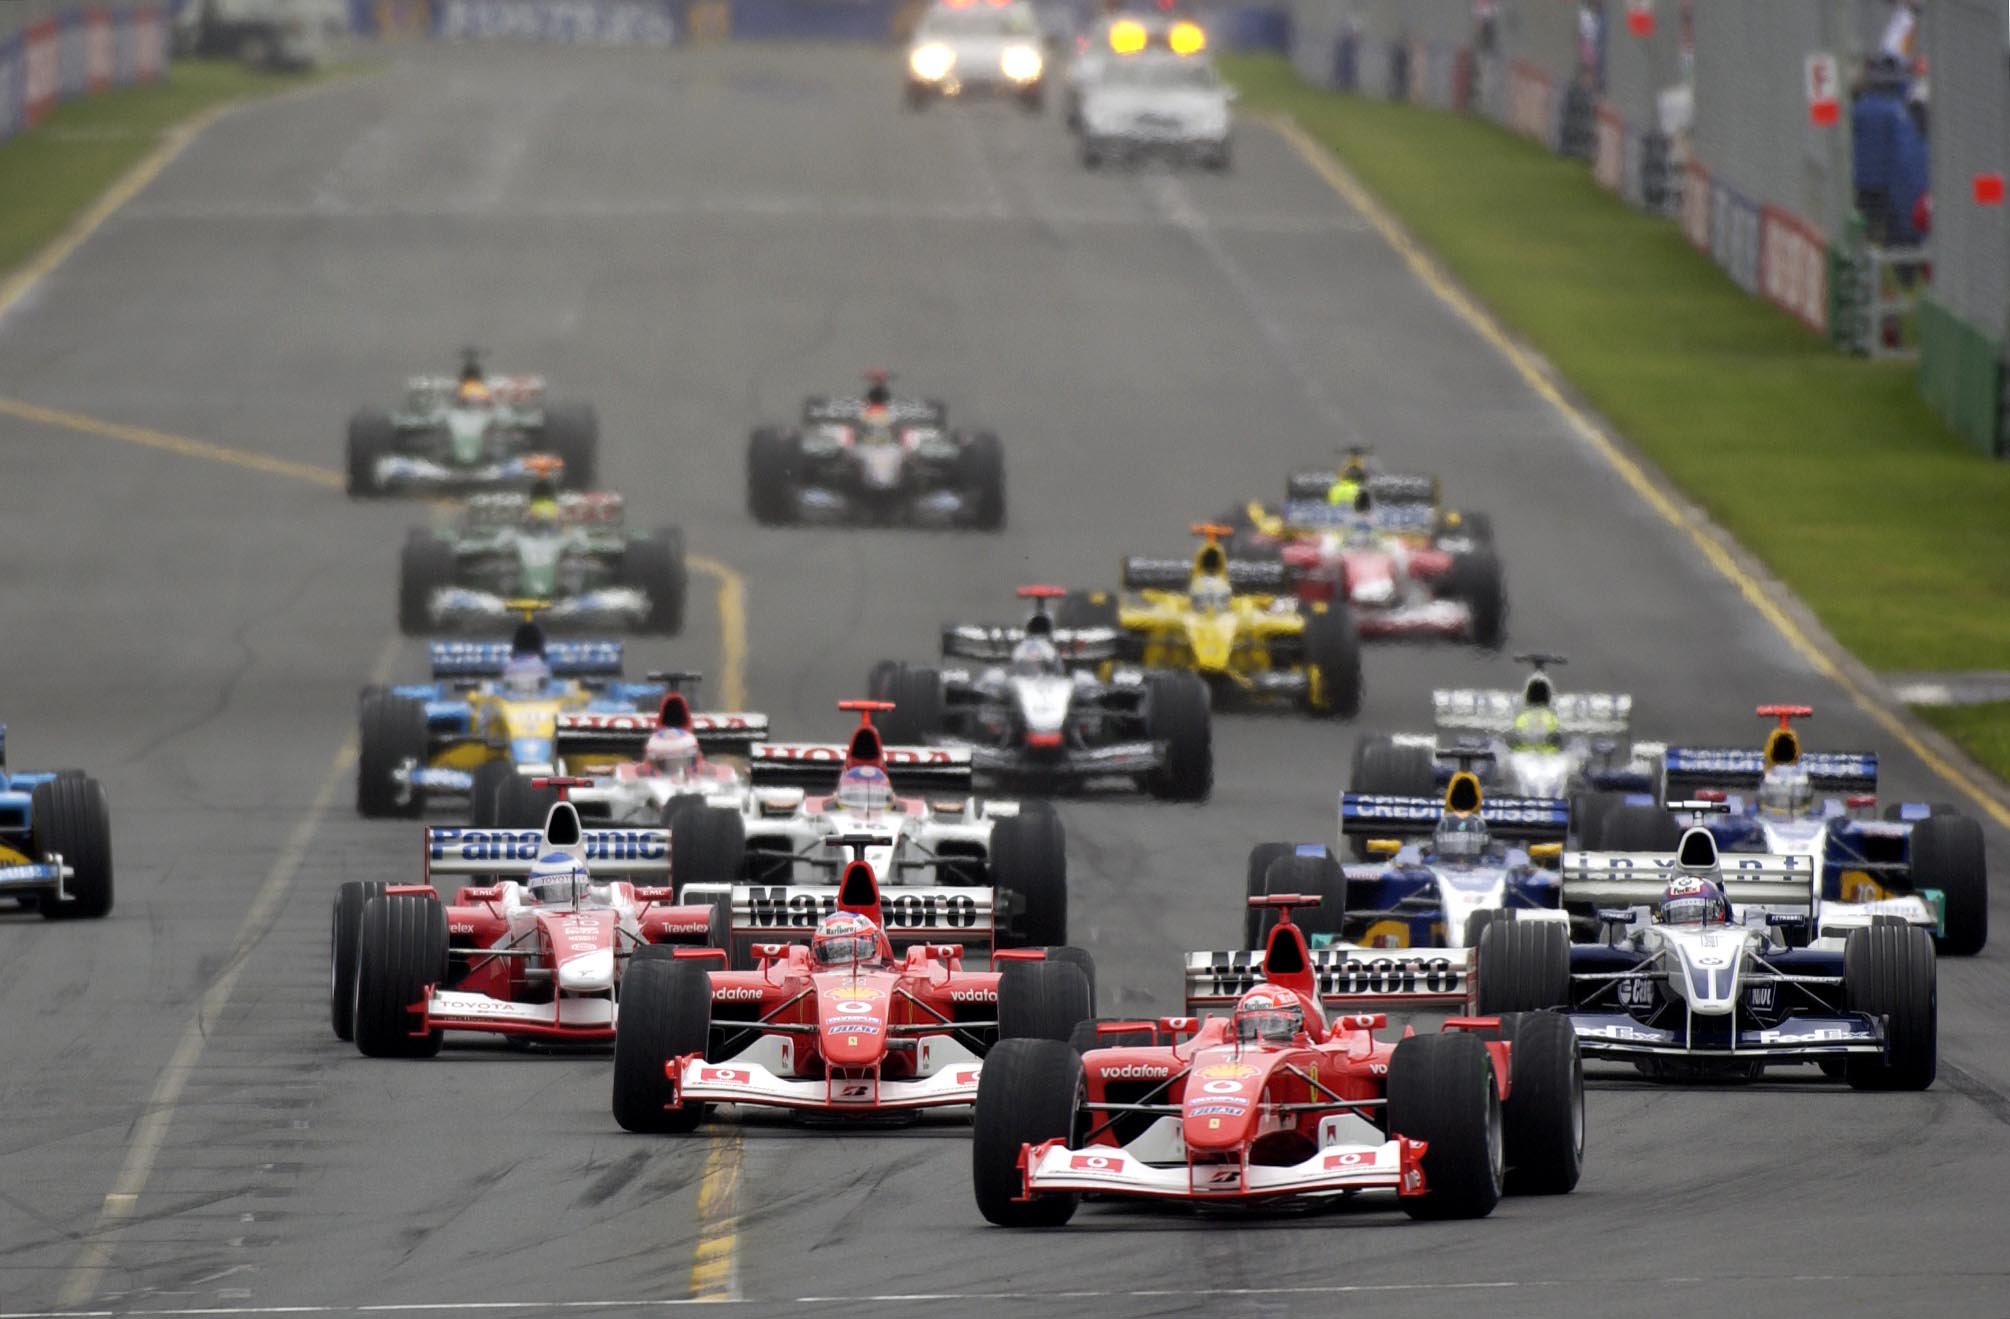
(972, 1039), (1083, 1227)
(613, 958), (714, 1133)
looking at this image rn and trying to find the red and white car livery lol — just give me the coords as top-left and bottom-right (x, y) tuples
(549, 685), (770, 824)
(611, 861), (1092, 1129)
(971, 894), (1585, 1225)
(671, 700), (1068, 966)
(330, 791), (726, 1057)
(1275, 516), (1505, 648)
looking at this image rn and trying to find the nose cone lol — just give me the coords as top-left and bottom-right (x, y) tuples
(542, 908), (618, 992)
(1181, 1054), (1265, 1151)
(817, 978), (890, 1066)
(558, 947), (615, 993)
(1186, 615), (1237, 671)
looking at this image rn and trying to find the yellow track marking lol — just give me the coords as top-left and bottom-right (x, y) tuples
(1261, 111), (2010, 830)
(0, 395), (345, 487)
(688, 1133), (744, 1301)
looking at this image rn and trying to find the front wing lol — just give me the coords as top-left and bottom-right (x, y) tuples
(670, 1049), (984, 1114)
(372, 454), (549, 492)
(1353, 599), (1472, 640)
(1022, 1136), (1424, 1201)
(967, 740), (1163, 780)
(420, 989), (617, 1040)
(427, 587), (651, 630)
(1568, 1010), (1884, 1061)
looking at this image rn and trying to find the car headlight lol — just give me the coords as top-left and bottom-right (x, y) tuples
(1001, 44), (1043, 83)
(909, 43), (955, 82)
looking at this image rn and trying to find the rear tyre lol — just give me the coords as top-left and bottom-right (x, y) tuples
(960, 431), (1007, 531)
(1474, 920), (1570, 1014)
(398, 533), (456, 635)
(665, 798), (746, 897)
(613, 958), (714, 1133)
(30, 776), (114, 919)
(468, 760), (514, 828)
(973, 1039), (1083, 1226)
(346, 407), (395, 497)
(1491, 1012), (1584, 1195)
(1251, 852), (1347, 950)
(357, 692), (428, 818)
(1843, 924), (1937, 1091)
(352, 895), (449, 1058)
(541, 401), (599, 489)
(1057, 590), (1117, 631)
(1388, 1032), (1504, 1219)
(1301, 605), (1363, 719)
(1143, 672), (1212, 802)
(877, 665), (944, 745)
(999, 958), (1094, 1041)
(1242, 842), (1295, 949)
(1447, 550), (1507, 650)
(745, 427), (801, 524)
(990, 802), (1068, 948)
(330, 880), (388, 1041)
(1347, 737), (1435, 858)
(496, 772), (559, 829)
(1571, 789), (1627, 850)
(1039, 946), (1098, 1016)
(624, 527), (688, 635)
(1909, 814), (1987, 956)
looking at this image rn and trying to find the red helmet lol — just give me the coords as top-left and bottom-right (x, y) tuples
(812, 910), (883, 968)
(1231, 985), (1304, 1046)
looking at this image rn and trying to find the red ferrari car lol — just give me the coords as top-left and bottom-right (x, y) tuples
(971, 893), (1582, 1224)
(611, 855), (1093, 1130)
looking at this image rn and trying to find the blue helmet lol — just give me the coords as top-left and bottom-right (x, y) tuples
(502, 653), (549, 697)
(836, 764), (893, 815)
(527, 850), (591, 907)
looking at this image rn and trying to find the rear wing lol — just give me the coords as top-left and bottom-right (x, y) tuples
(1663, 748), (1877, 792)
(1284, 469), (1438, 506)
(1120, 556), (1287, 594)
(1274, 499), (1436, 537)
(1340, 792), (1571, 842)
(801, 396), (945, 427)
(554, 710), (770, 757)
(749, 743), (974, 793)
(1433, 689), (1633, 738)
(423, 826), (669, 881)
(709, 883), (994, 944)
(939, 624), (1120, 665)
(1183, 948), (1468, 1010)
(1560, 851), (1817, 910)
(428, 640), (625, 680)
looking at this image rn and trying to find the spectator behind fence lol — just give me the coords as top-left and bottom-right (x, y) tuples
(1852, 53), (1929, 246)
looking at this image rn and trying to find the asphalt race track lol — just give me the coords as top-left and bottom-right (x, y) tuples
(2, 45), (2007, 1319)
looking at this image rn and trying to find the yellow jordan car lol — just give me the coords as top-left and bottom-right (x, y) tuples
(1062, 524), (1362, 718)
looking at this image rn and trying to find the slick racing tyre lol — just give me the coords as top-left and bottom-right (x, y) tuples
(1143, 671), (1212, 802)
(990, 800), (1068, 948)
(541, 401), (599, 489)
(1300, 605), (1363, 719)
(613, 957), (714, 1133)
(496, 772), (559, 829)
(1242, 842), (1294, 949)
(876, 665), (944, 744)
(959, 431), (1006, 531)
(345, 407), (396, 497)
(1389, 1031), (1504, 1220)
(1346, 736), (1434, 858)
(1843, 924), (1937, 1091)
(1599, 803), (1681, 853)
(352, 894), (449, 1058)
(1908, 814), (1987, 956)
(1475, 920), (1570, 1015)
(330, 881), (388, 1041)
(30, 775), (113, 919)
(468, 760), (514, 828)
(746, 427), (801, 525)
(1246, 851), (1346, 951)
(1056, 590), (1118, 632)
(624, 526), (688, 636)
(973, 1039), (1084, 1227)
(1447, 550), (1508, 650)
(357, 691), (428, 819)
(398, 532), (456, 635)
(664, 798), (746, 895)
(1570, 789), (1628, 851)
(999, 957), (1094, 1042)
(1486, 1011), (1584, 1195)
(1039, 946), (1098, 1016)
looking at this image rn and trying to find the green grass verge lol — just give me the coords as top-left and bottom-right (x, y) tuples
(1918, 704), (2010, 785)
(0, 59), (338, 279)
(1222, 53), (2010, 780)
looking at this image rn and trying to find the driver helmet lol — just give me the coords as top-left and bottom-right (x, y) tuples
(1433, 811), (1490, 863)
(1756, 766), (1813, 821)
(1190, 573), (1232, 614)
(1325, 475), (1362, 507)
(1660, 874), (1730, 927)
(501, 653), (549, 697)
(1010, 636), (1061, 677)
(526, 851), (591, 907)
(835, 764), (894, 815)
(455, 377), (491, 405)
(1510, 707), (1562, 752)
(1232, 985), (1305, 1046)
(524, 493), (563, 537)
(645, 726), (699, 778)
(863, 371), (893, 408)
(812, 910), (883, 968)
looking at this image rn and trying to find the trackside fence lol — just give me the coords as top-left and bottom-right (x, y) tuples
(0, 2), (170, 146)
